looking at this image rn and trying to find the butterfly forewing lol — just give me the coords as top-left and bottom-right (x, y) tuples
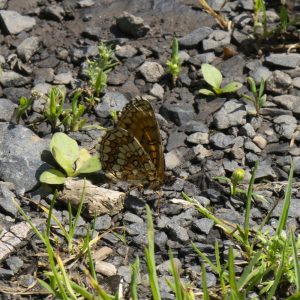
(99, 98), (165, 189)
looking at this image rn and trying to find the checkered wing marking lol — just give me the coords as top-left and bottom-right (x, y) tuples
(116, 99), (165, 186)
(99, 127), (158, 186)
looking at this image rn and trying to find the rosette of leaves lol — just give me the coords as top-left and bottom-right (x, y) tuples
(40, 132), (101, 184)
(199, 63), (242, 96)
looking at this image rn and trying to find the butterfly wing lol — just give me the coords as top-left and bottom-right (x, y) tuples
(116, 98), (165, 187)
(99, 127), (158, 186)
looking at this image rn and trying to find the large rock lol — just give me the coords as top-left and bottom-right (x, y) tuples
(0, 10), (36, 34)
(0, 124), (50, 195)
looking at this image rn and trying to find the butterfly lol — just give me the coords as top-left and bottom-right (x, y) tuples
(99, 97), (165, 190)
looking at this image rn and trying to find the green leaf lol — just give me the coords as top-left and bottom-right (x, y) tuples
(201, 63), (222, 89)
(199, 88), (215, 96)
(76, 153), (101, 174)
(40, 169), (66, 184)
(222, 82), (243, 93)
(247, 77), (257, 94)
(50, 133), (79, 176)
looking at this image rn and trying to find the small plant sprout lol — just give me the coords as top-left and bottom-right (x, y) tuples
(85, 42), (118, 97)
(214, 168), (246, 197)
(61, 90), (87, 132)
(16, 95), (33, 123)
(166, 37), (181, 85)
(40, 132), (101, 185)
(253, 0), (267, 36)
(44, 86), (65, 130)
(231, 168), (245, 197)
(199, 63), (242, 96)
(242, 76), (267, 114)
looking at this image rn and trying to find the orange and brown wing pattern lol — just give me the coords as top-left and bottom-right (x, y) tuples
(117, 98), (165, 187)
(99, 98), (165, 189)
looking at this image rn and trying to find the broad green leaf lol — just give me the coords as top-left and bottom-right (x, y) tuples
(222, 82), (243, 93)
(201, 63), (222, 89)
(40, 169), (66, 184)
(76, 152), (101, 174)
(199, 88), (215, 96)
(50, 133), (79, 176)
(52, 146), (74, 177)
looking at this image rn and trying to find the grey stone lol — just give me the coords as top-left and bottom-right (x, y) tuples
(223, 159), (239, 172)
(117, 266), (131, 283)
(266, 70), (292, 94)
(41, 5), (65, 22)
(123, 212), (143, 223)
(272, 198), (300, 218)
(124, 55), (145, 71)
(0, 220), (42, 261)
(6, 256), (23, 273)
(95, 92), (128, 118)
(193, 145), (213, 160)
(115, 45), (137, 58)
(244, 140), (262, 153)
(202, 30), (231, 51)
(116, 11), (150, 38)
(192, 218), (214, 234)
(165, 148), (185, 169)
(71, 45), (98, 64)
(108, 66), (128, 85)
(213, 100), (246, 129)
(185, 121), (209, 133)
(178, 27), (212, 48)
(0, 71), (30, 87)
(160, 103), (194, 126)
(0, 98), (17, 122)
(82, 27), (102, 40)
(292, 77), (300, 89)
(265, 53), (300, 69)
(187, 132), (209, 145)
(94, 215), (111, 231)
(166, 222), (189, 243)
(239, 123), (256, 138)
(272, 94), (300, 116)
(189, 52), (215, 66)
(17, 37), (40, 62)
(139, 61), (164, 82)
(150, 83), (164, 99)
(0, 183), (18, 217)
(210, 132), (235, 149)
(0, 10), (36, 34)
(255, 158), (277, 180)
(0, 268), (13, 279)
(157, 258), (181, 275)
(33, 68), (54, 85)
(126, 222), (147, 236)
(0, 124), (50, 195)
(154, 231), (168, 250)
(166, 131), (186, 151)
(53, 72), (73, 85)
(273, 115), (297, 139)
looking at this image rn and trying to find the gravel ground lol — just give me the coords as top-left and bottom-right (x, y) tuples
(0, 0), (300, 299)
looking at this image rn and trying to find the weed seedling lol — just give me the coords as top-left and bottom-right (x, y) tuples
(242, 76), (267, 114)
(44, 86), (65, 131)
(85, 42), (118, 97)
(166, 37), (181, 85)
(199, 63), (242, 96)
(16, 95), (33, 123)
(62, 90), (87, 132)
(40, 132), (101, 185)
